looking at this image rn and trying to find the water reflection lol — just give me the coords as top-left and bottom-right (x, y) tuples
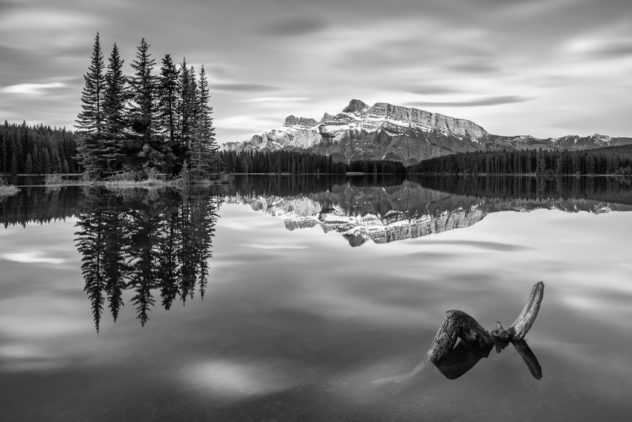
(1, 176), (632, 330)
(432, 338), (542, 380)
(227, 175), (632, 246)
(75, 188), (221, 330)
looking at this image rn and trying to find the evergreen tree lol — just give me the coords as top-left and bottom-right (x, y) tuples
(75, 33), (107, 178)
(177, 59), (197, 148)
(157, 54), (180, 144)
(103, 43), (127, 138)
(129, 38), (157, 141)
(100, 43), (128, 173)
(75, 33), (106, 137)
(189, 66), (219, 180)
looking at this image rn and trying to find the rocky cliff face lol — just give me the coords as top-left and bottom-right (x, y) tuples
(222, 99), (632, 164)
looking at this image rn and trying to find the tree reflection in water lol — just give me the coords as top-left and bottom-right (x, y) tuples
(74, 188), (221, 331)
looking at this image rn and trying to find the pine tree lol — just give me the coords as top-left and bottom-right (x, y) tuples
(177, 59), (197, 149)
(76, 33), (106, 137)
(100, 43), (128, 173)
(103, 43), (127, 138)
(129, 38), (157, 141)
(157, 54), (180, 144)
(189, 66), (219, 180)
(75, 33), (108, 178)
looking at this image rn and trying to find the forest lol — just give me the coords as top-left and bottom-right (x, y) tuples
(0, 122), (80, 175)
(408, 147), (632, 176)
(220, 150), (405, 174)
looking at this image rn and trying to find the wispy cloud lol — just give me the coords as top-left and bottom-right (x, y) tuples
(240, 97), (311, 104)
(257, 16), (328, 36)
(0, 82), (66, 96)
(213, 83), (279, 92)
(215, 115), (279, 130)
(407, 95), (533, 108)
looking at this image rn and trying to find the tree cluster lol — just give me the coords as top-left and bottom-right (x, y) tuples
(0, 121), (79, 175)
(408, 148), (632, 176)
(75, 34), (220, 180)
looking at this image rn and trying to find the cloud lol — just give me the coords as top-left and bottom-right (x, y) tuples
(240, 97), (311, 104)
(1, 251), (66, 264)
(0, 82), (66, 96)
(446, 60), (500, 74)
(215, 114), (279, 130)
(257, 16), (328, 36)
(213, 82), (279, 92)
(583, 40), (632, 59)
(406, 95), (533, 108)
(405, 85), (460, 95)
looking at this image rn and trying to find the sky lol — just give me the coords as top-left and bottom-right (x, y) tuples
(0, 0), (631, 142)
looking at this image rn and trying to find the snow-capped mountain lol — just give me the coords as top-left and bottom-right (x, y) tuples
(222, 99), (632, 164)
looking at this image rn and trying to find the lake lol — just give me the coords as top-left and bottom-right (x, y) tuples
(1, 175), (632, 421)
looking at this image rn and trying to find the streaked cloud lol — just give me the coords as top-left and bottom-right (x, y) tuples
(257, 16), (329, 36)
(1, 251), (66, 265)
(1, 82), (66, 96)
(213, 82), (279, 92)
(214, 114), (280, 131)
(407, 95), (533, 108)
(240, 96), (311, 104)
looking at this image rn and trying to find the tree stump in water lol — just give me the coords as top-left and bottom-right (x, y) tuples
(374, 281), (545, 385)
(427, 281), (545, 365)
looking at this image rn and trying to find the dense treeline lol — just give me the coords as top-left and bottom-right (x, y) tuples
(408, 148), (632, 175)
(347, 159), (407, 174)
(0, 122), (80, 175)
(74, 34), (219, 180)
(411, 174), (632, 204)
(220, 150), (406, 174)
(220, 150), (343, 174)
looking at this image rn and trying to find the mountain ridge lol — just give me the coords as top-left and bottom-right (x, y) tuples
(223, 99), (632, 164)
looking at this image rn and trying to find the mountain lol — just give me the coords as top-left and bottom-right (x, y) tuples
(222, 99), (632, 165)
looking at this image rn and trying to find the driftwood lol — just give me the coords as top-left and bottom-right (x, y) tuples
(375, 281), (544, 385)
(427, 281), (544, 364)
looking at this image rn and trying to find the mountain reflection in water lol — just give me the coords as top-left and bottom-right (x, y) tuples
(227, 175), (632, 246)
(1, 175), (632, 329)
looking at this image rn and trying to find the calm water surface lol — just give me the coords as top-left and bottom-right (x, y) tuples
(1, 176), (632, 421)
